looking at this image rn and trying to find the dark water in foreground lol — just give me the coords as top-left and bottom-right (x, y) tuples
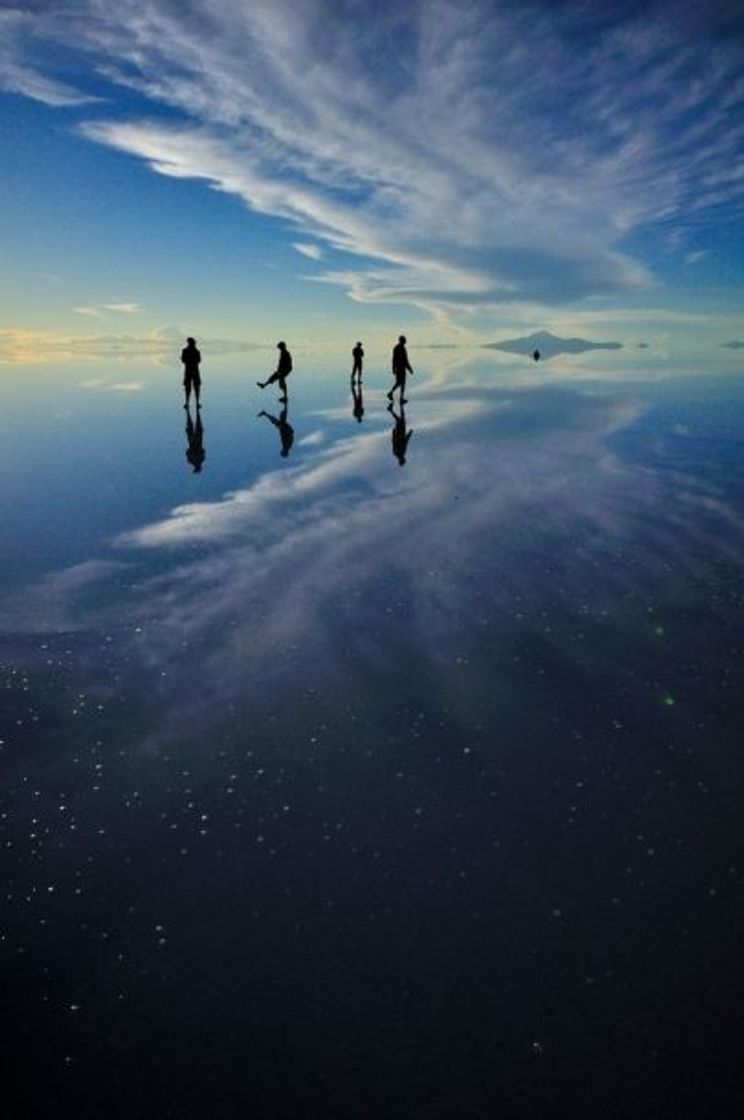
(2, 352), (743, 1117)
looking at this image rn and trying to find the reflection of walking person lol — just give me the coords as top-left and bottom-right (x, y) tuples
(181, 336), (202, 407)
(258, 403), (294, 458)
(351, 375), (364, 423)
(257, 341), (293, 402)
(352, 341), (364, 377)
(389, 400), (413, 466)
(388, 334), (413, 403)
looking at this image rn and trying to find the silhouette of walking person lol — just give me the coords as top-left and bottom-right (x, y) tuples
(388, 334), (413, 403)
(185, 404), (205, 472)
(388, 400), (413, 466)
(352, 341), (364, 378)
(258, 402), (294, 458)
(181, 336), (202, 408)
(257, 341), (293, 402)
(351, 374), (364, 423)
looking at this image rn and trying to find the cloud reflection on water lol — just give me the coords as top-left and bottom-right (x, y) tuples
(3, 363), (743, 770)
(7, 374), (741, 760)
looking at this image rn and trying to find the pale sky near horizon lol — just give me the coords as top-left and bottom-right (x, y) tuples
(2, 0), (743, 362)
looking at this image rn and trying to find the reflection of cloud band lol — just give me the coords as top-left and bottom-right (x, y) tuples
(7, 382), (744, 758)
(0, 329), (262, 363)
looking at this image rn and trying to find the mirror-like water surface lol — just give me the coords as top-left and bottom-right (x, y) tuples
(3, 351), (743, 1116)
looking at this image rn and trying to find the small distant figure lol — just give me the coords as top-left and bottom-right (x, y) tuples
(388, 400), (413, 466)
(351, 375), (364, 423)
(181, 336), (202, 407)
(532, 349), (540, 362)
(388, 334), (413, 404)
(352, 341), (364, 378)
(257, 341), (293, 402)
(258, 402), (294, 458)
(185, 404), (205, 473)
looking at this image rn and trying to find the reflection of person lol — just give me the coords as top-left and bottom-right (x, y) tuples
(352, 341), (364, 377)
(258, 403), (294, 458)
(257, 341), (293, 402)
(185, 405), (205, 472)
(388, 400), (413, 466)
(351, 375), (364, 423)
(181, 337), (202, 407)
(388, 334), (413, 403)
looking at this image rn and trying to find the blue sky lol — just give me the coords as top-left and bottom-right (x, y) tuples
(1, 0), (743, 360)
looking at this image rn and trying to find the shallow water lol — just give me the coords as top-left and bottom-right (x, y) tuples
(3, 349), (743, 1116)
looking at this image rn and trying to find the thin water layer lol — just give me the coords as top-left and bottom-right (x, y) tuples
(2, 350), (743, 1116)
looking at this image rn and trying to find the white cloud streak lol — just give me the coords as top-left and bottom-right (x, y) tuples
(0, 9), (97, 105)
(74, 301), (141, 316)
(3, 1), (743, 322)
(293, 242), (324, 261)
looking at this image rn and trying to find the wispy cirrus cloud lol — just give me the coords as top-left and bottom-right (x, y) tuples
(74, 301), (142, 317)
(293, 243), (324, 261)
(3, 1), (743, 323)
(0, 9), (97, 106)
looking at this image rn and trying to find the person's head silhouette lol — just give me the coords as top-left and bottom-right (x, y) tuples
(399, 335), (406, 343)
(277, 341), (286, 350)
(187, 336), (196, 345)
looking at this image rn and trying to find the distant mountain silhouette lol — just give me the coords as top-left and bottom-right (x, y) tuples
(484, 330), (622, 358)
(723, 340), (744, 350)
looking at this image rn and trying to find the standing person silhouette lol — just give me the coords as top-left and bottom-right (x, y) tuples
(352, 341), (364, 378)
(388, 334), (413, 403)
(257, 341), (293, 403)
(181, 337), (202, 408)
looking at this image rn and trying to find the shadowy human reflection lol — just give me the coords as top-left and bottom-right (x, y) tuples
(351, 372), (364, 423)
(258, 402), (294, 458)
(185, 405), (205, 473)
(388, 400), (413, 466)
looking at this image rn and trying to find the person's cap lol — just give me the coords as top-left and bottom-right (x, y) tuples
(277, 340), (286, 347)
(356, 341), (362, 346)
(399, 334), (406, 343)
(187, 336), (195, 344)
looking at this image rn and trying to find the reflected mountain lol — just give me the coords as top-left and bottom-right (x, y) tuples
(485, 329), (622, 359)
(185, 405), (205, 472)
